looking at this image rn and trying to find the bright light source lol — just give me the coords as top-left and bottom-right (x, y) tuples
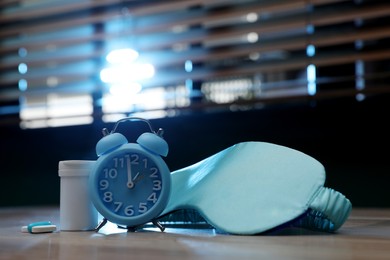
(109, 82), (142, 96)
(247, 32), (258, 43)
(100, 48), (158, 117)
(18, 63), (28, 74)
(306, 45), (315, 57)
(18, 79), (28, 91)
(47, 116), (93, 127)
(106, 48), (139, 64)
(307, 64), (316, 96)
(100, 63), (155, 83)
(19, 93), (94, 129)
(246, 13), (258, 23)
(185, 60), (193, 72)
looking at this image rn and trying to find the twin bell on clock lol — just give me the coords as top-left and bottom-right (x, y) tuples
(89, 117), (171, 232)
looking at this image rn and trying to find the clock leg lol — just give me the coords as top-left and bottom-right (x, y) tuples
(121, 221), (165, 232)
(152, 220), (165, 232)
(126, 226), (137, 232)
(95, 218), (108, 232)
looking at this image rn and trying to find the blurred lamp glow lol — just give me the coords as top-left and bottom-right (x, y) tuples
(109, 82), (142, 96)
(106, 48), (139, 64)
(18, 63), (28, 74)
(246, 13), (258, 23)
(306, 45), (315, 57)
(307, 64), (316, 95)
(100, 63), (155, 83)
(247, 32), (258, 43)
(18, 79), (28, 91)
(185, 60), (193, 72)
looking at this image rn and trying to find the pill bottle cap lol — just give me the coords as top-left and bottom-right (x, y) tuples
(58, 160), (95, 177)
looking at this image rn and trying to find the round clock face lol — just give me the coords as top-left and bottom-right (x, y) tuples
(91, 145), (170, 227)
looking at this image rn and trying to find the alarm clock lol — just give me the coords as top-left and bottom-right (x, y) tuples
(89, 117), (171, 232)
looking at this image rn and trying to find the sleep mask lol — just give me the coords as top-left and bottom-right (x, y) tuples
(159, 142), (352, 235)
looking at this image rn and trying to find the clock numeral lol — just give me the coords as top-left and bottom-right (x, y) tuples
(147, 192), (158, 203)
(99, 179), (109, 190)
(124, 205), (134, 216)
(114, 202), (123, 212)
(125, 154), (139, 164)
(113, 157), (124, 168)
(104, 168), (118, 179)
(131, 154), (139, 164)
(153, 180), (162, 191)
(103, 192), (113, 203)
(142, 158), (148, 168)
(150, 167), (158, 178)
(138, 202), (148, 213)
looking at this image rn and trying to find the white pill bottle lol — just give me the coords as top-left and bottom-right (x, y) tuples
(58, 160), (98, 231)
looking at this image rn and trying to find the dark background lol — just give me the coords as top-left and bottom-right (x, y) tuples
(1, 94), (389, 207)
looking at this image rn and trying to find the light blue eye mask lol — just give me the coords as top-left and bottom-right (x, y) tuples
(159, 142), (352, 235)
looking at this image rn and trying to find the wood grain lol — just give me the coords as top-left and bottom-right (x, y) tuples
(0, 207), (389, 259)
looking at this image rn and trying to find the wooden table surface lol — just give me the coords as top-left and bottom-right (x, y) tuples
(0, 207), (389, 260)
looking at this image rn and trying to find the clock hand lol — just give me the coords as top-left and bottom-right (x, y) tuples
(133, 172), (140, 181)
(133, 172), (145, 184)
(126, 156), (134, 189)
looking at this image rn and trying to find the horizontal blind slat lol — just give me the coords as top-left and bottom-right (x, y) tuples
(2, 2), (389, 54)
(0, 0), (389, 124)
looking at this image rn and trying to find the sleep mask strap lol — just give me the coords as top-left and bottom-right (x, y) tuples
(297, 187), (352, 232)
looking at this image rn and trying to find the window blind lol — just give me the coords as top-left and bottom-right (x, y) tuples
(1, 0), (389, 128)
